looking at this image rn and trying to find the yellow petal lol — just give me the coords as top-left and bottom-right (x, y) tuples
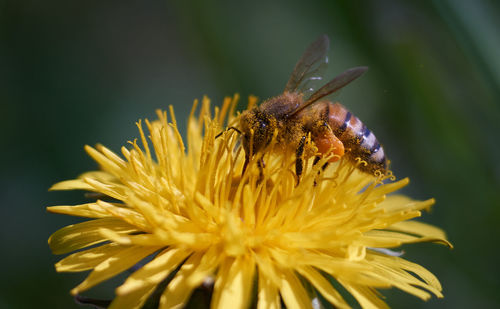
(116, 248), (191, 295)
(98, 228), (164, 246)
(96, 200), (149, 231)
(71, 245), (161, 295)
(48, 218), (139, 255)
(298, 253), (371, 280)
(109, 284), (157, 309)
(49, 171), (118, 191)
(257, 269), (280, 309)
(46, 203), (109, 218)
(296, 266), (349, 309)
(168, 230), (214, 249)
(340, 282), (389, 309)
(49, 179), (95, 191)
(79, 170), (118, 181)
(55, 243), (126, 272)
(362, 230), (451, 247)
(186, 246), (221, 287)
(386, 221), (452, 248)
(254, 250), (281, 287)
(371, 178), (409, 197)
(366, 258), (435, 300)
(368, 253), (443, 298)
(279, 269), (312, 309)
(211, 256), (255, 309)
(159, 253), (204, 309)
(95, 144), (128, 168)
(85, 145), (126, 178)
(379, 195), (434, 213)
(83, 178), (128, 201)
(397, 258), (443, 292)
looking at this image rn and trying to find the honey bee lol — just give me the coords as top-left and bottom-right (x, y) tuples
(236, 35), (387, 180)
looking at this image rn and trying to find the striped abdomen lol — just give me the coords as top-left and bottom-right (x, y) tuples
(326, 102), (387, 174)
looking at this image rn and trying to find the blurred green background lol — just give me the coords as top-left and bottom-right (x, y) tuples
(1, 0), (499, 308)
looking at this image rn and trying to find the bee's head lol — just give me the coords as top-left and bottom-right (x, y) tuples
(239, 109), (276, 156)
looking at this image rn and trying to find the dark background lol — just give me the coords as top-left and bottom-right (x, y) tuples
(1, 0), (499, 308)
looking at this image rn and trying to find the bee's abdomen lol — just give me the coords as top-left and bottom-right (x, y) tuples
(326, 102), (387, 173)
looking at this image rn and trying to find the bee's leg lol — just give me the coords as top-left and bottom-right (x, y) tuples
(295, 135), (306, 186)
(313, 156), (320, 166)
(312, 156), (329, 170)
(313, 156), (329, 186)
(215, 126), (242, 139)
(242, 153), (264, 183)
(257, 158), (265, 183)
(313, 156), (320, 186)
(242, 153), (250, 176)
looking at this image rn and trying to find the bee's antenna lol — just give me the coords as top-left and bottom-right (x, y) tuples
(215, 126), (242, 139)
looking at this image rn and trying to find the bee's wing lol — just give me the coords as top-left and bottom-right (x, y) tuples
(284, 35), (329, 95)
(288, 66), (368, 118)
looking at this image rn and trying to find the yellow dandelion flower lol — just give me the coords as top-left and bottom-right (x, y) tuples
(48, 95), (451, 309)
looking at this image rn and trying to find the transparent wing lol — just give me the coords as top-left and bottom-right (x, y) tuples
(284, 35), (330, 95)
(288, 66), (368, 118)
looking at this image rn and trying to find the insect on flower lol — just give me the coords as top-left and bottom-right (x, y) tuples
(236, 35), (388, 181)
